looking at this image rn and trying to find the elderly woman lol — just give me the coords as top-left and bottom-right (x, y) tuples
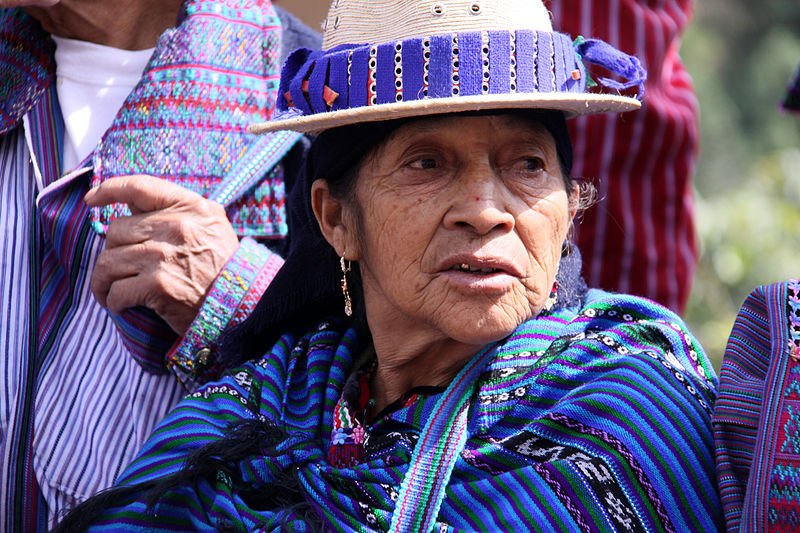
(58, 0), (721, 530)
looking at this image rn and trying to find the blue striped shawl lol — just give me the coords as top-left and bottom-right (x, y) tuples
(87, 290), (721, 531)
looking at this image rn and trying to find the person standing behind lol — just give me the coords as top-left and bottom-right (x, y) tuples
(0, 0), (319, 529)
(713, 64), (800, 532)
(547, 0), (700, 314)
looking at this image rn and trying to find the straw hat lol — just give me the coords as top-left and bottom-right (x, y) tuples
(250, 0), (646, 134)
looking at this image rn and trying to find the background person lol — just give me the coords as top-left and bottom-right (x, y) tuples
(57, 0), (720, 530)
(0, 0), (319, 528)
(548, 0), (700, 314)
(713, 64), (800, 532)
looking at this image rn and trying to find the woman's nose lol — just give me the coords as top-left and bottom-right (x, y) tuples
(442, 169), (515, 236)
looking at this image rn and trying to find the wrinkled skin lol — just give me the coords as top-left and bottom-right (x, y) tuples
(313, 114), (577, 410)
(5, 0), (182, 49)
(85, 175), (240, 335)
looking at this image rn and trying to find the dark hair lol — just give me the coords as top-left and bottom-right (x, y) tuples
(53, 419), (323, 531)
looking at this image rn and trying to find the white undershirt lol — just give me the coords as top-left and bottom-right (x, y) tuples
(52, 36), (154, 171)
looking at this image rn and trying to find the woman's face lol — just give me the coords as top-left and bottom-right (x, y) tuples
(318, 114), (576, 347)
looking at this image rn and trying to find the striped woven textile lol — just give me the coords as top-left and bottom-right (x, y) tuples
(548, 0), (700, 314)
(77, 290), (721, 531)
(714, 280), (800, 532)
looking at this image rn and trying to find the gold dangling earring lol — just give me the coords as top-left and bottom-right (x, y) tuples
(340, 256), (352, 317)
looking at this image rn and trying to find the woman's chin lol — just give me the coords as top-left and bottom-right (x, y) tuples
(435, 306), (536, 346)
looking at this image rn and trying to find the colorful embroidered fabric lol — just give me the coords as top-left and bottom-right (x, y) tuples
(715, 280), (800, 532)
(167, 237), (284, 390)
(0, 3), (317, 528)
(329, 364), (439, 469)
(91, 0), (290, 239)
(0, 10), (54, 134)
(85, 290), (720, 531)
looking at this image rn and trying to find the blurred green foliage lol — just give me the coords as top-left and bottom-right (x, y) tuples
(682, 0), (800, 369)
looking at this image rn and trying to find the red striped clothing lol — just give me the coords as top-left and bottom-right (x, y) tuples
(548, 0), (700, 314)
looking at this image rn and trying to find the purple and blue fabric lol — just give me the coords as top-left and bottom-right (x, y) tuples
(85, 291), (721, 531)
(715, 280), (800, 532)
(275, 29), (646, 121)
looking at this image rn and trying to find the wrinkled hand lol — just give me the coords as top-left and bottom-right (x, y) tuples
(86, 175), (240, 335)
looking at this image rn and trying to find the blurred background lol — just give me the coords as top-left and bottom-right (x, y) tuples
(682, 0), (800, 368)
(277, 0), (800, 369)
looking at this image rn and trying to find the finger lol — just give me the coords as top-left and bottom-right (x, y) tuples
(84, 175), (202, 214)
(104, 273), (192, 335)
(104, 275), (152, 316)
(91, 240), (171, 304)
(105, 212), (159, 248)
(91, 246), (149, 307)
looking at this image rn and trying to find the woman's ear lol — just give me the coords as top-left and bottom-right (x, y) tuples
(311, 179), (359, 259)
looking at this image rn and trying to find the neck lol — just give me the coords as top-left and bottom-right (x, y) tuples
(25, 0), (183, 50)
(367, 313), (482, 415)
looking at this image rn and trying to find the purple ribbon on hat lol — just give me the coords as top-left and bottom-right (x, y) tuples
(574, 37), (647, 99)
(275, 29), (647, 120)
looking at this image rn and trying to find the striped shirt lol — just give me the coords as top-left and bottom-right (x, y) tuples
(0, 84), (188, 531)
(548, 0), (700, 313)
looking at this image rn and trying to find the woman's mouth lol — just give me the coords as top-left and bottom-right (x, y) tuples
(438, 257), (522, 293)
(451, 263), (504, 274)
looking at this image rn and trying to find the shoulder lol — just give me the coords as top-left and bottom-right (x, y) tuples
(499, 289), (717, 424)
(572, 289), (717, 390)
(510, 290), (721, 528)
(718, 279), (798, 382)
(713, 280), (800, 529)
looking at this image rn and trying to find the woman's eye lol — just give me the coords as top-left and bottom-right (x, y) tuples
(409, 158), (438, 170)
(520, 157), (544, 172)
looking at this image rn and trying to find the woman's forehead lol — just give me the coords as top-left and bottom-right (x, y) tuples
(389, 114), (554, 144)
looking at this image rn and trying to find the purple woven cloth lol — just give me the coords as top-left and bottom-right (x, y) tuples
(714, 280), (800, 531)
(0, 10), (54, 134)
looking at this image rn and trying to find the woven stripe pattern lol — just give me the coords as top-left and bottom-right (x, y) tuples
(85, 290), (720, 531)
(90, 0), (285, 237)
(279, 30), (584, 117)
(714, 280), (800, 531)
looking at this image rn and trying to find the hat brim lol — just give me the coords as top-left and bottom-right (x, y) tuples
(249, 92), (641, 135)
